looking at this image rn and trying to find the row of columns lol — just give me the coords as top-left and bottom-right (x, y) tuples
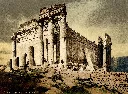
(46, 14), (67, 68)
(11, 26), (44, 69)
(11, 14), (67, 70)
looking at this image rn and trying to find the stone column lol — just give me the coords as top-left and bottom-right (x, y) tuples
(103, 33), (112, 72)
(105, 45), (112, 72)
(98, 37), (104, 68)
(44, 38), (48, 62)
(28, 46), (35, 67)
(19, 53), (27, 69)
(43, 21), (48, 66)
(47, 18), (54, 65)
(12, 40), (16, 57)
(58, 14), (67, 68)
(103, 47), (107, 71)
(37, 25), (44, 66)
(12, 39), (18, 69)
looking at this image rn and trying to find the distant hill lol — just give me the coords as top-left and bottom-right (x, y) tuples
(111, 56), (128, 72)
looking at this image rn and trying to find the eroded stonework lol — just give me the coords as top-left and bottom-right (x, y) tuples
(10, 4), (112, 72)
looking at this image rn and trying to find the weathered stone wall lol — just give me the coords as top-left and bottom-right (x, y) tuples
(66, 27), (99, 70)
(10, 4), (108, 71)
(15, 19), (43, 67)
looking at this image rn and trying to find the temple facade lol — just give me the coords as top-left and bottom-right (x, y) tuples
(10, 4), (112, 71)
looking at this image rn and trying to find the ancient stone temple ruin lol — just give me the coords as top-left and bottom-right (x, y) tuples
(10, 4), (112, 72)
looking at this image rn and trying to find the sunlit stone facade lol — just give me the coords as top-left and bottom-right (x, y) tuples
(10, 4), (112, 71)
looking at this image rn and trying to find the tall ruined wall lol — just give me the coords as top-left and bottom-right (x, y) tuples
(39, 4), (67, 68)
(66, 27), (100, 70)
(10, 4), (107, 71)
(15, 19), (43, 67)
